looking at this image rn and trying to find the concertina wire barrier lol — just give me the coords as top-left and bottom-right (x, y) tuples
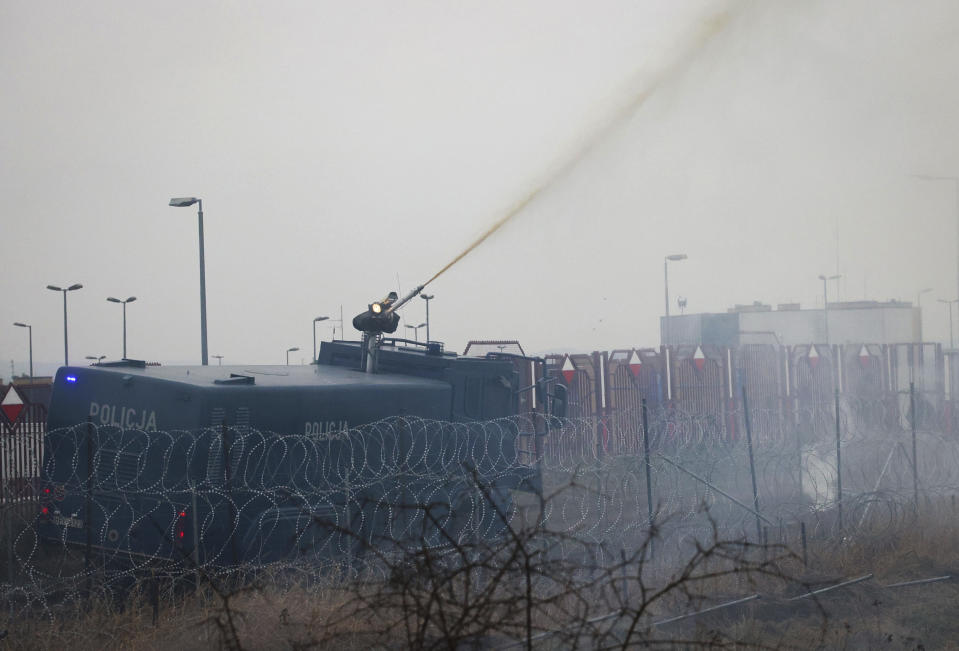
(3, 393), (959, 619)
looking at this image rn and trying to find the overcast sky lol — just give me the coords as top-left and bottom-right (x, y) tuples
(2, 0), (959, 375)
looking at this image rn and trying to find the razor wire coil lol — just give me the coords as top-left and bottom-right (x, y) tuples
(2, 396), (958, 627)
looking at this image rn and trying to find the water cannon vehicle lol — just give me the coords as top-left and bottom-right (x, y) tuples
(39, 292), (567, 566)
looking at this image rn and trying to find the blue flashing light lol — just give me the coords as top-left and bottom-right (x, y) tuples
(65, 375), (77, 383)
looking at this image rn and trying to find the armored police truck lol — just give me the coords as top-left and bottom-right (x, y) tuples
(40, 337), (553, 566)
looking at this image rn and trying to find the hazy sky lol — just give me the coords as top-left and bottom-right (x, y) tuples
(3, 0), (959, 375)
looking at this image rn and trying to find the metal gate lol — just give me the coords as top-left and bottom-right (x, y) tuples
(669, 345), (727, 444)
(791, 344), (836, 406)
(0, 385), (45, 504)
(734, 344), (786, 442)
(545, 354), (600, 463)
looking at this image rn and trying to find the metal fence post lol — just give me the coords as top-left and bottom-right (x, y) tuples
(593, 351), (605, 461)
(641, 399), (655, 560)
(741, 386), (762, 543)
(835, 389), (843, 535)
(910, 382), (920, 521)
(796, 404), (804, 504)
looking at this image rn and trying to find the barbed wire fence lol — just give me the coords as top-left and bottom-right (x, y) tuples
(0, 383), (956, 646)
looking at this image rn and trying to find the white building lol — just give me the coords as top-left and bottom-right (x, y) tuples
(662, 300), (921, 346)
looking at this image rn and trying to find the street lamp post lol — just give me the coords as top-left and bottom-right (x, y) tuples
(404, 322), (427, 342)
(663, 254), (687, 347)
(818, 274), (841, 345)
(212, 355), (223, 366)
(12, 322), (32, 380)
(313, 316), (329, 362)
(85, 355), (106, 365)
(169, 197), (208, 365)
(286, 346), (299, 366)
(106, 296), (137, 358)
(46, 283), (83, 366)
(419, 294), (434, 343)
(915, 175), (959, 319)
(939, 299), (958, 349)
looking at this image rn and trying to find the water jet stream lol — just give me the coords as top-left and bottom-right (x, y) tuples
(418, 4), (738, 290)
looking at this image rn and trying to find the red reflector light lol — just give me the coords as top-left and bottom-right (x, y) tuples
(44, 488), (51, 494)
(179, 511), (186, 517)
(178, 531), (185, 538)
(41, 507), (49, 514)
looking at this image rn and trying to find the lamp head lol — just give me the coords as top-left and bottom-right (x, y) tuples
(67, 284), (83, 291)
(666, 254), (687, 262)
(169, 197), (199, 207)
(46, 285), (62, 292)
(13, 322), (28, 328)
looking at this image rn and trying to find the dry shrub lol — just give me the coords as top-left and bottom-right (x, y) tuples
(6, 490), (959, 649)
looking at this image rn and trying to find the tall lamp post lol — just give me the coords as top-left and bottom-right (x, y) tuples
(405, 322), (427, 342)
(419, 293), (434, 343)
(169, 197), (208, 365)
(106, 296), (136, 358)
(12, 322), (32, 380)
(818, 274), (841, 345)
(663, 254), (687, 347)
(313, 316), (329, 362)
(939, 298), (958, 349)
(46, 283), (83, 366)
(915, 175), (959, 317)
(286, 346), (299, 366)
